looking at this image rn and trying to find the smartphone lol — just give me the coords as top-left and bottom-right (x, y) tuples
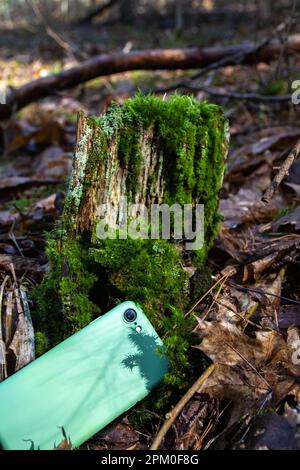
(0, 301), (168, 450)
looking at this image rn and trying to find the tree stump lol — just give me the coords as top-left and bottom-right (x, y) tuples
(35, 94), (229, 388)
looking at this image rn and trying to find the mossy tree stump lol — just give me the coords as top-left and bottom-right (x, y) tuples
(35, 94), (229, 388)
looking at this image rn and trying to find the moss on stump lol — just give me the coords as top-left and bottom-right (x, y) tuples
(33, 94), (229, 391)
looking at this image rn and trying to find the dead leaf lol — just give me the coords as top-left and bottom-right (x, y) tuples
(86, 418), (140, 450)
(30, 192), (64, 220)
(278, 306), (300, 329)
(284, 159), (300, 196)
(194, 319), (300, 424)
(245, 412), (296, 450)
(240, 236), (300, 281)
(174, 393), (218, 450)
(33, 146), (72, 180)
(5, 120), (64, 154)
(272, 207), (300, 233)
(220, 188), (282, 228)
(4, 120), (37, 154)
(0, 243), (16, 255)
(54, 427), (72, 450)
(0, 210), (19, 226)
(0, 254), (46, 273)
(230, 127), (300, 163)
(0, 176), (32, 190)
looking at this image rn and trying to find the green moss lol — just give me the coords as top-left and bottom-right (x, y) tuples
(35, 331), (49, 357)
(89, 93), (228, 212)
(32, 236), (99, 347)
(89, 237), (193, 389)
(33, 93), (228, 403)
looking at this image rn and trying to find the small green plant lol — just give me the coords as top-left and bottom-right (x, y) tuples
(259, 78), (289, 96)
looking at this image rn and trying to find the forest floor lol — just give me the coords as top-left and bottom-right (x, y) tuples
(1, 8), (300, 450)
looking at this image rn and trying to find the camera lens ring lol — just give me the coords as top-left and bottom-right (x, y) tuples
(124, 308), (137, 323)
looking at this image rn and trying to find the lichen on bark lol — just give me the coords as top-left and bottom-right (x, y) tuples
(33, 93), (229, 391)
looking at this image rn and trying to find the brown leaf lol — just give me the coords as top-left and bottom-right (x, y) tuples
(230, 127), (300, 163)
(0, 243), (17, 255)
(174, 393), (218, 450)
(0, 176), (32, 190)
(243, 253), (279, 282)
(194, 319), (299, 424)
(30, 192), (64, 221)
(85, 418), (140, 450)
(33, 146), (72, 180)
(220, 189), (283, 228)
(5, 120), (65, 154)
(245, 412), (296, 450)
(241, 237), (300, 281)
(54, 427), (72, 450)
(284, 159), (300, 196)
(5, 120), (37, 154)
(0, 210), (19, 226)
(278, 306), (300, 329)
(0, 254), (45, 273)
(55, 438), (72, 450)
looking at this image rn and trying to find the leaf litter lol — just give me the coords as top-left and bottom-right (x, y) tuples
(1, 11), (300, 451)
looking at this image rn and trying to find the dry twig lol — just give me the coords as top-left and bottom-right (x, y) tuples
(150, 364), (215, 450)
(262, 138), (300, 204)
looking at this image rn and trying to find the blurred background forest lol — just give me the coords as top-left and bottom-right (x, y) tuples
(1, 0), (300, 451)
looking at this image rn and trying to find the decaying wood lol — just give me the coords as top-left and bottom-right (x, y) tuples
(58, 95), (229, 361)
(0, 266), (35, 381)
(8, 287), (35, 373)
(66, 112), (166, 238)
(1, 35), (300, 121)
(0, 275), (9, 379)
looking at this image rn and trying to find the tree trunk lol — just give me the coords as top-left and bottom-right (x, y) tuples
(36, 94), (229, 384)
(63, 96), (229, 246)
(63, 111), (166, 239)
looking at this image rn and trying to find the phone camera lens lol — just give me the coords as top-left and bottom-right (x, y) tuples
(124, 308), (137, 322)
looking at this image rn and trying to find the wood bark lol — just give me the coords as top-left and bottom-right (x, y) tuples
(64, 112), (166, 239)
(62, 96), (229, 248)
(0, 277), (34, 381)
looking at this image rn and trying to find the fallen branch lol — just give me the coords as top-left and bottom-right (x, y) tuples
(1, 35), (300, 121)
(262, 137), (300, 203)
(153, 34), (273, 94)
(150, 363), (216, 450)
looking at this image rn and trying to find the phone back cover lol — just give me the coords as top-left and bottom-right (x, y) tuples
(0, 301), (168, 450)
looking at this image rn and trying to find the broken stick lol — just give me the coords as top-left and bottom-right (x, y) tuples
(150, 363), (216, 450)
(262, 138), (300, 204)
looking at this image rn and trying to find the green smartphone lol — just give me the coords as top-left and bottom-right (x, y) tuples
(0, 301), (168, 450)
